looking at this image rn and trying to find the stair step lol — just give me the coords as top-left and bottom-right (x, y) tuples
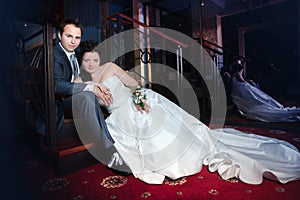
(41, 134), (99, 176)
(56, 141), (96, 157)
(41, 136), (95, 157)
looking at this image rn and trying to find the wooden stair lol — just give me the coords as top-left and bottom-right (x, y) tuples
(39, 120), (99, 176)
(11, 22), (110, 177)
(15, 66), (100, 176)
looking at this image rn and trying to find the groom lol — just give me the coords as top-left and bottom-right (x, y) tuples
(52, 18), (117, 160)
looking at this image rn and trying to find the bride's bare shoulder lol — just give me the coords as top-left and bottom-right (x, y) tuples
(102, 62), (116, 66)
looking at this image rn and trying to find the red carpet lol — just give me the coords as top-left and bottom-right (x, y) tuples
(2, 125), (300, 200)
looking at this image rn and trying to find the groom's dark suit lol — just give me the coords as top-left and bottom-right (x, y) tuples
(38, 44), (114, 149)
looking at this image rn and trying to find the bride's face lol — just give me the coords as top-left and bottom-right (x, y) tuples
(81, 52), (100, 74)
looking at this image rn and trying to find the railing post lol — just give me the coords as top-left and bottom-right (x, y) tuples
(176, 45), (183, 99)
(43, 21), (56, 147)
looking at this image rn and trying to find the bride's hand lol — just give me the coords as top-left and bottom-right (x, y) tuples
(92, 82), (110, 94)
(93, 86), (113, 106)
(136, 102), (151, 113)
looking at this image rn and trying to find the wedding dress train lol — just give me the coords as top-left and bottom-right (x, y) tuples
(101, 75), (300, 184)
(230, 77), (300, 122)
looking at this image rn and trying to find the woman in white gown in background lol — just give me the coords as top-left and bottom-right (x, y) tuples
(75, 41), (300, 185)
(230, 63), (300, 122)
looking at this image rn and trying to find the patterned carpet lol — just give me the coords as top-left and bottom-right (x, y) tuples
(2, 125), (300, 200)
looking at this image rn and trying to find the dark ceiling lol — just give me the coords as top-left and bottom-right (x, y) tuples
(0, 0), (288, 46)
(110, 0), (287, 17)
(1, 0), (63, 22)
(1, 0), (285, 22)
(0, 0), (63, 46)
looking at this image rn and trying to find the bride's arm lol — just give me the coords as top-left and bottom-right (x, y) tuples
(73, 76), (112, 106)
(73, 77), (109, 94)
(234, 72), (247, 83)
(110, 63), (151, 113)
(110, 62), (139, 89)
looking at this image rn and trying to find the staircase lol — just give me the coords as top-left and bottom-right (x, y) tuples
(39, 120), (98, 175)
(12, 22), (100, 176)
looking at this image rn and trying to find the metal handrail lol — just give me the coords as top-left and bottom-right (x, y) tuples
(107, 12), (188, 48)
(202, 38), (248, 61)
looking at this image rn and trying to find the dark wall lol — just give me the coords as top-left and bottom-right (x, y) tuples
(222, 0), (298, 97)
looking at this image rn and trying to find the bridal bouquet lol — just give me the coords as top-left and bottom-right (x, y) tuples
(132, 86), (147, 110)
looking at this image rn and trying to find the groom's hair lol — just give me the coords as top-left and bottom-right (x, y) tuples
(59, 18), (83, 35)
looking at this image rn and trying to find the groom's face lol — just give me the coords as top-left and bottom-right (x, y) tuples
(59, 24), (82, 52)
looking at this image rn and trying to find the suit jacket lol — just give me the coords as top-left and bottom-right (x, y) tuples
(37, 44), (87, 135)
(53, 44), (86, 96)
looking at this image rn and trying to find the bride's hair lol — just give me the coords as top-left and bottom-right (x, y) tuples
(79, 40), (99, 82)
(79, 40), (99, 62)
(231, 62), (243, 74)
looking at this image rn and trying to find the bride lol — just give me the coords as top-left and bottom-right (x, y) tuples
(230, 63), (300, 122)
(75, 40), (300, 185)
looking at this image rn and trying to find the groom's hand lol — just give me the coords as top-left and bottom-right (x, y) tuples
(94, 86), (113, 106)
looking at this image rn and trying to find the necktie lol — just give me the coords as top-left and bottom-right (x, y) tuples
(70, 54), (79, 79)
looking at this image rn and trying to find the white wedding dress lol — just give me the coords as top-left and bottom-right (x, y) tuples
(102, 75), (300, 184)
(231, 77), (300, 122)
